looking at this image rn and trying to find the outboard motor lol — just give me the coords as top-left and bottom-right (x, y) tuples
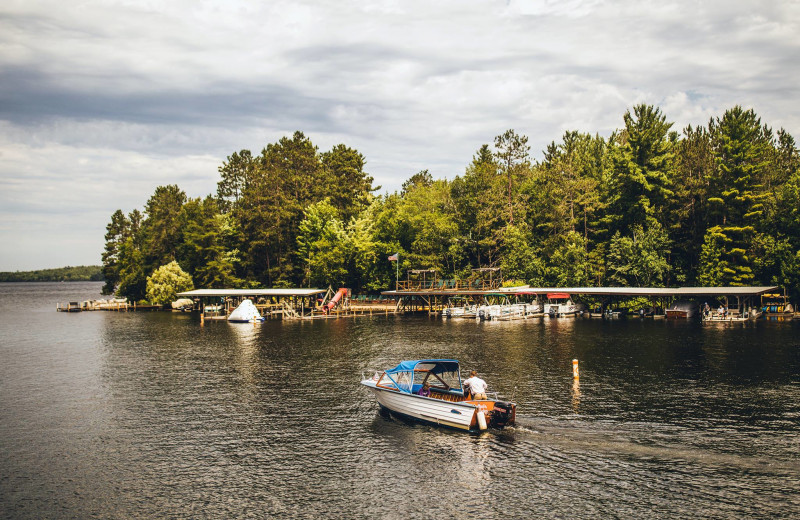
(489, 401), (515, 428)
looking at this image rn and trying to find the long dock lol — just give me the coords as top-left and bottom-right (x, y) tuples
(56, 299), (161, 312)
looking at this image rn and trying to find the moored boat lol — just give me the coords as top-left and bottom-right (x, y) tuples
(444, 303), (477, 318)
(59, 301), (82, 312)
(666, 300), (698, 319)
(545, 293), (586, 317)
(227, 299), (264, 323)
(361, 359), (515, 432)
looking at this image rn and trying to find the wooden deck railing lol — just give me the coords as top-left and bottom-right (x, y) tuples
(395, 279), (502, 291)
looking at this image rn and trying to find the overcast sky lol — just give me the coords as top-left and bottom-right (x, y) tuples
(1, 0), (798, 271)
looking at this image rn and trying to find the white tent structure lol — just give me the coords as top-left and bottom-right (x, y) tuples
(227, 299), (263, 323)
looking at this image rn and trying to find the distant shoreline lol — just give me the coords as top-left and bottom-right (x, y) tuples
(0, 265), (103, 283)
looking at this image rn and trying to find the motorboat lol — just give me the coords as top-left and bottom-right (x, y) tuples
(477, 294), (542, 321)
(60, 301), (82, 312)
(444, 303), (477, 318)
(603, 307), (628, 319)
(665, 300), (698, 319)
(478, 304), (503, 320)
(171, 298), (194, 311)
(478, 303), (539, 320)
(227, 299), (264, 323)
(545, 293), (586, 317)
(361, 359), (516, 432)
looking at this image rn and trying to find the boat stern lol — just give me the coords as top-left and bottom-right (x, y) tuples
(488, 400), (516, 428)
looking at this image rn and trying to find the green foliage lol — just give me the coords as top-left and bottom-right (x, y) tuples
(669, 125), (714, 280)
(450, 145), (504, 267)
(494, 129), (530, 225)
(699, 106), (772, 285)
(0, 265), (103, 282)
(548, 231), (589, 286)
(142, 185), (187, 269)
(321, 144), (377, 222)
(145, 261), (194, 305)
(101, 209), (128, 294)
(217, 150), (255, 212)
(177, 196), (242, 288)
(296, 199), (348, 287)
(499, 224), (545, 286)
(606, 221), (671, 287)
(117, 235), (147, 301)
(605, 104), (675, 236)
(100, 110), (800, 298)
(398, 179), (461, 274)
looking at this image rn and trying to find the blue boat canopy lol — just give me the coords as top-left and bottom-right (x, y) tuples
(382, 359), (463, 394)
(386, 359), (460, 375)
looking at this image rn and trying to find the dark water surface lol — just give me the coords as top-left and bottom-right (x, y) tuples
(1, 282), (799, 519)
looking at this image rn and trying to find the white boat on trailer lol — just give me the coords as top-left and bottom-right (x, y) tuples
(361, 359), (516, 432)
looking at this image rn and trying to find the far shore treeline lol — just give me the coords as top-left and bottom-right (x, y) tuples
(0, 265), (103, 283)
(101, 104), (800, 304)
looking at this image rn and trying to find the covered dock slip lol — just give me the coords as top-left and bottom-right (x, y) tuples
(176, 288), (327, 319)
(382, 285), (780, 317)
(513, 286), (780, 319)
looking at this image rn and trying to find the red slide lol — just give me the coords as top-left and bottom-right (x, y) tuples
(324, 288), (349, 313)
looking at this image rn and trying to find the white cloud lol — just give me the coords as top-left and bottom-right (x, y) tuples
(1, 0), (799, 269)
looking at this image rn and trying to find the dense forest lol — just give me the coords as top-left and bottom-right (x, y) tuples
(0, 265), (103, 282)
(101, 104), (800, 303)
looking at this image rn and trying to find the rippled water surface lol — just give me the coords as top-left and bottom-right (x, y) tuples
(1, 282), (799, 519)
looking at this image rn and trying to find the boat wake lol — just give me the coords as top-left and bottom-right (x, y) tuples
(508, 417), (800, 476)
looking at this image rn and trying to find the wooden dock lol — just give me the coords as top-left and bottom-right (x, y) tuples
(57, 299), (163, 312)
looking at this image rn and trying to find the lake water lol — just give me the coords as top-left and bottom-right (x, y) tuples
(1, 282), (799, 519)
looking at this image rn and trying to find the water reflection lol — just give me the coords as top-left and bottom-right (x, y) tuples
(2, 285), (799, 519)
(572, 378), (581, 414)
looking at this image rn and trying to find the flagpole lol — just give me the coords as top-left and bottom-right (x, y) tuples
(396, 253), (399, 291)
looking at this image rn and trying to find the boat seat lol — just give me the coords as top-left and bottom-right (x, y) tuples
(432, 391), (464, 402)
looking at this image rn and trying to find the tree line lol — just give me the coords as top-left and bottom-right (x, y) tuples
(0, 265), (103, 282)
(101, 104), (800, 303)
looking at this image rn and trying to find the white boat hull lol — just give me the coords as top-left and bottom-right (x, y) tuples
(444, 305), (477, 318)
(478, 303), (542, 320)
(361, 380), (480, 430)
(546, 301), (586, 317)
(227, 299), (263, 322)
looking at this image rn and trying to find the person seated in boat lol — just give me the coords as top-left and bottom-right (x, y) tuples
(417, 381), (431, 397)
(463, 370), (488, 400)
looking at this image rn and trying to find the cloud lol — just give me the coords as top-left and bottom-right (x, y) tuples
(1, 0), (799, 269)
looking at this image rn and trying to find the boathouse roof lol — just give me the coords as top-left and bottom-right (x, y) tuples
(177, 288), (326, 298)
(382, 286), (779, 297)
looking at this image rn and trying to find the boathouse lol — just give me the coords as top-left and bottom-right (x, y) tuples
(383, 282), (780, 317)
(176, 288), (327, 319)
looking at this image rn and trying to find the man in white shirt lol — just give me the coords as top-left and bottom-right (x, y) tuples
(463, 370), (488, 400)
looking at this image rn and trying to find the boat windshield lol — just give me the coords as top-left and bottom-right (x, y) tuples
(381, 360), (463, 394)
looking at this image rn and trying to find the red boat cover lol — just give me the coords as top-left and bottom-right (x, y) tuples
(547, 293), (571, 299)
